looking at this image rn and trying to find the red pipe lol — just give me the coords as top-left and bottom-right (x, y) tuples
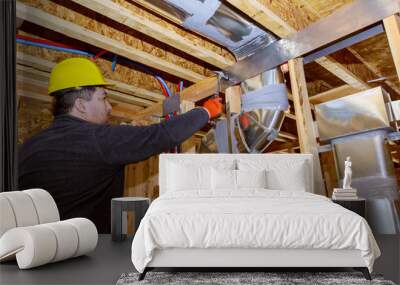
(16, 35), (74, 49)
(93, 49), (108, 60)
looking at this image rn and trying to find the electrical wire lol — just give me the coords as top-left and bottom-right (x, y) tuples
(16, 39), (94, 57)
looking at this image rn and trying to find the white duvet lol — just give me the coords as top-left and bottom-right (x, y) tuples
(131, 190), (380, 272)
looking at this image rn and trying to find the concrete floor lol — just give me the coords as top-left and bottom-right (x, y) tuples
(0, 235), (134, 285)
(1, 235), (399, 285)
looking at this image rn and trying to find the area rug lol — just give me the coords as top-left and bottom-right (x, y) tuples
(116, 271), (395, 285)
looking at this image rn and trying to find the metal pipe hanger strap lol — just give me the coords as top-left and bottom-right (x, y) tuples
(224, 0), (400, 85)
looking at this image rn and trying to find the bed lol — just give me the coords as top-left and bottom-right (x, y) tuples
(131, 154), (380, 280)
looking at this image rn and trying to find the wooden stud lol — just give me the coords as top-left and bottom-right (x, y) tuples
(135, 76), (218, 118)
(225, 85), (242, 114)
(384, 14), (400, 82)
(289, 58), (326, 196)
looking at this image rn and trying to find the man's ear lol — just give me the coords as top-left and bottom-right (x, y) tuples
(74, 98), (87, 114)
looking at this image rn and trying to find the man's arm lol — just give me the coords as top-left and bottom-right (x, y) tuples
(94, 108), (209, 165)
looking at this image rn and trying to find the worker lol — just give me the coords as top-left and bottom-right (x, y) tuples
(18, 58), (223, 233)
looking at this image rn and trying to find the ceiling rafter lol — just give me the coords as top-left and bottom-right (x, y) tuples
(70, 0), (235, 70)
(16, 52), (165, 103)
(16, 1), (206, 82)
(225, 0), (397, 96)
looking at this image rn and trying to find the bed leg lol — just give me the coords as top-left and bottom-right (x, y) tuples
(138, 268), (148, 281)
(354, 267), (371, 280)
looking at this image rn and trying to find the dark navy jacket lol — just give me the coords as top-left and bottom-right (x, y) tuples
(18, 108), (209, 233)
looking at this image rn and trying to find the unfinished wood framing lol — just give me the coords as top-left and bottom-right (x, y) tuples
(71, 0), (234, 69)
(289, 58), (326, 196)
(14, 0), (400, 203)
(16, 51), (166, 102)
(384, 14), (400, 82)
(135, 76), (218, 117)
(225, 85), (242, 114)
(17, 51), (165, 108)
(16, 1), (207, 82)
(309, 85), (358, 104)
(226, 0), (375, 94)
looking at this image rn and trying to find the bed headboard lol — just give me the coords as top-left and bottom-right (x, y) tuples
(159, 153), (314, 195)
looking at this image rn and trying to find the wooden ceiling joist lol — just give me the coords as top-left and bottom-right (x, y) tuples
(71, 0), (234, 70)
(227, 0), (396, 96)
(16, 1), (206, 83)
(107, 89), (154, 107)
(17, 90), (53, 103)
(108, 99), (143, 113)
(16, 69), (154, 108)
(309, 84), (358, 105)
(314, 56), (369, 90)
(18, 91), (140, 121)
(278, 131), (298, 141)
(384, 15), (400, 82)
(131, 0), (182, 25)
(135, 76), (218, 117)
(16, 52), (165, 103)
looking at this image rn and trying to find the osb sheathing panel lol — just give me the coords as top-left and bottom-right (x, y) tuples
(18, 97), (53, 143)
(350, 34), (400, 90)
(113, 0), (235, 62)
(18, 96), (125, 144)
(298, 0), (354, 18)
(256, 0), (352, 31)
(17, 32), (177, 94)
(19, 0), (214, 78)
(257, 0), (399, 96)
(305, 62), (345, 95)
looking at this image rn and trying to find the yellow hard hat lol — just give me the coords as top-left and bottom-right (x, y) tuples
(48, 57), (114, 94)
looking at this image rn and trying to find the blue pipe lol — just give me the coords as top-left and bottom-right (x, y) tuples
(112, 55), (118, 72)
(157, 76), (173, 97)
(17, 39), (175, 100)
(120, 57), (173, 97)
(16, 39), (94, 57)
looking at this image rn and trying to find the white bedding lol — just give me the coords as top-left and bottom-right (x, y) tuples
(131, 190), (380, 273)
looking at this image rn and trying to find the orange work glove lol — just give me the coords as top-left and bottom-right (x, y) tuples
(202, 97), (223, 119)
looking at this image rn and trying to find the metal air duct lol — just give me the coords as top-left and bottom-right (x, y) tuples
(315, 87), (400, 234)
(145, 0), (289, 153)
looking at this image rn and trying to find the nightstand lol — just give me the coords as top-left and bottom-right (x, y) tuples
(332, 198), (366, 218)
(111, 197), (150, 242)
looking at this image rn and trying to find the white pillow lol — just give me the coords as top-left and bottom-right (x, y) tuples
(266, 162), (307, 191)
(212, 168), (236, 190)
(167, 162), (211, 191)
(237, 158), (308, 191)
(236, 169), (267, 189)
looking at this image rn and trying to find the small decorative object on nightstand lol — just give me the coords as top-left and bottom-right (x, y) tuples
(111, 197), (150, 242)
(332, 156), (359, 200)
(332, 198), (366, 218)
